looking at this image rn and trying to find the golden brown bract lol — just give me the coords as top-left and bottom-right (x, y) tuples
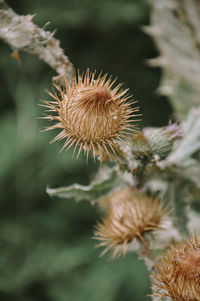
(152, 235), (200, 301)
(42, 70), (139, 160)
(94, 188), (167, 258)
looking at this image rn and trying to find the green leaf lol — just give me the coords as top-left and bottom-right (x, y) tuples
(47, 166), (118, 202)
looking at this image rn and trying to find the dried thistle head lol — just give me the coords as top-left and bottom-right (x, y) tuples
(94, 188), (167, 258)
(152, 235), (200, 301)
(42, 70), (139, 160)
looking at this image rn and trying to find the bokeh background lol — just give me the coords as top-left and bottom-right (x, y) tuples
(0, 0), (173, 300)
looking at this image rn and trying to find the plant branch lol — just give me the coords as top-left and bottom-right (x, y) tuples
(0, 0), (74, 83)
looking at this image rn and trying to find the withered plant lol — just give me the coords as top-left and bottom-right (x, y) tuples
(1, 0), (200, 300)
(42, 2), (200, 300)
(44, 64), (200, 300)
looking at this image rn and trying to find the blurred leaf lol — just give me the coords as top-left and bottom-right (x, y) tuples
(168, 107), (200, 166)
(147, 0), (200, 118)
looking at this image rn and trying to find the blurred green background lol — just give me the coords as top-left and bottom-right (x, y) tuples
(0, 0), (173, 300)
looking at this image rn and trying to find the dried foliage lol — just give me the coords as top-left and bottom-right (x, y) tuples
(1, 0), (200, 300)
(42, 70), (139, 160)
(94, 188), (168, 258)
(152, 235), (200, 301)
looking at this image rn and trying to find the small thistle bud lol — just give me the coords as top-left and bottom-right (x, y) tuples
(143, 127), (174, 161)
(152, 235), (200, 301)
(42, 70), (139, 160)
(94, 188), (167, 258)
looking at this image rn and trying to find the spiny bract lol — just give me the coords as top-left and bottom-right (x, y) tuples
(94, 188), (167, 258)
(152, 235), (200, 301)
(42, 70), (139, 160)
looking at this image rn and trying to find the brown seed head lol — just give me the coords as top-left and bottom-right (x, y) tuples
(42, 70), (139, 160)
(94, 188), (167, 258)
(152, 235), (200, 301)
